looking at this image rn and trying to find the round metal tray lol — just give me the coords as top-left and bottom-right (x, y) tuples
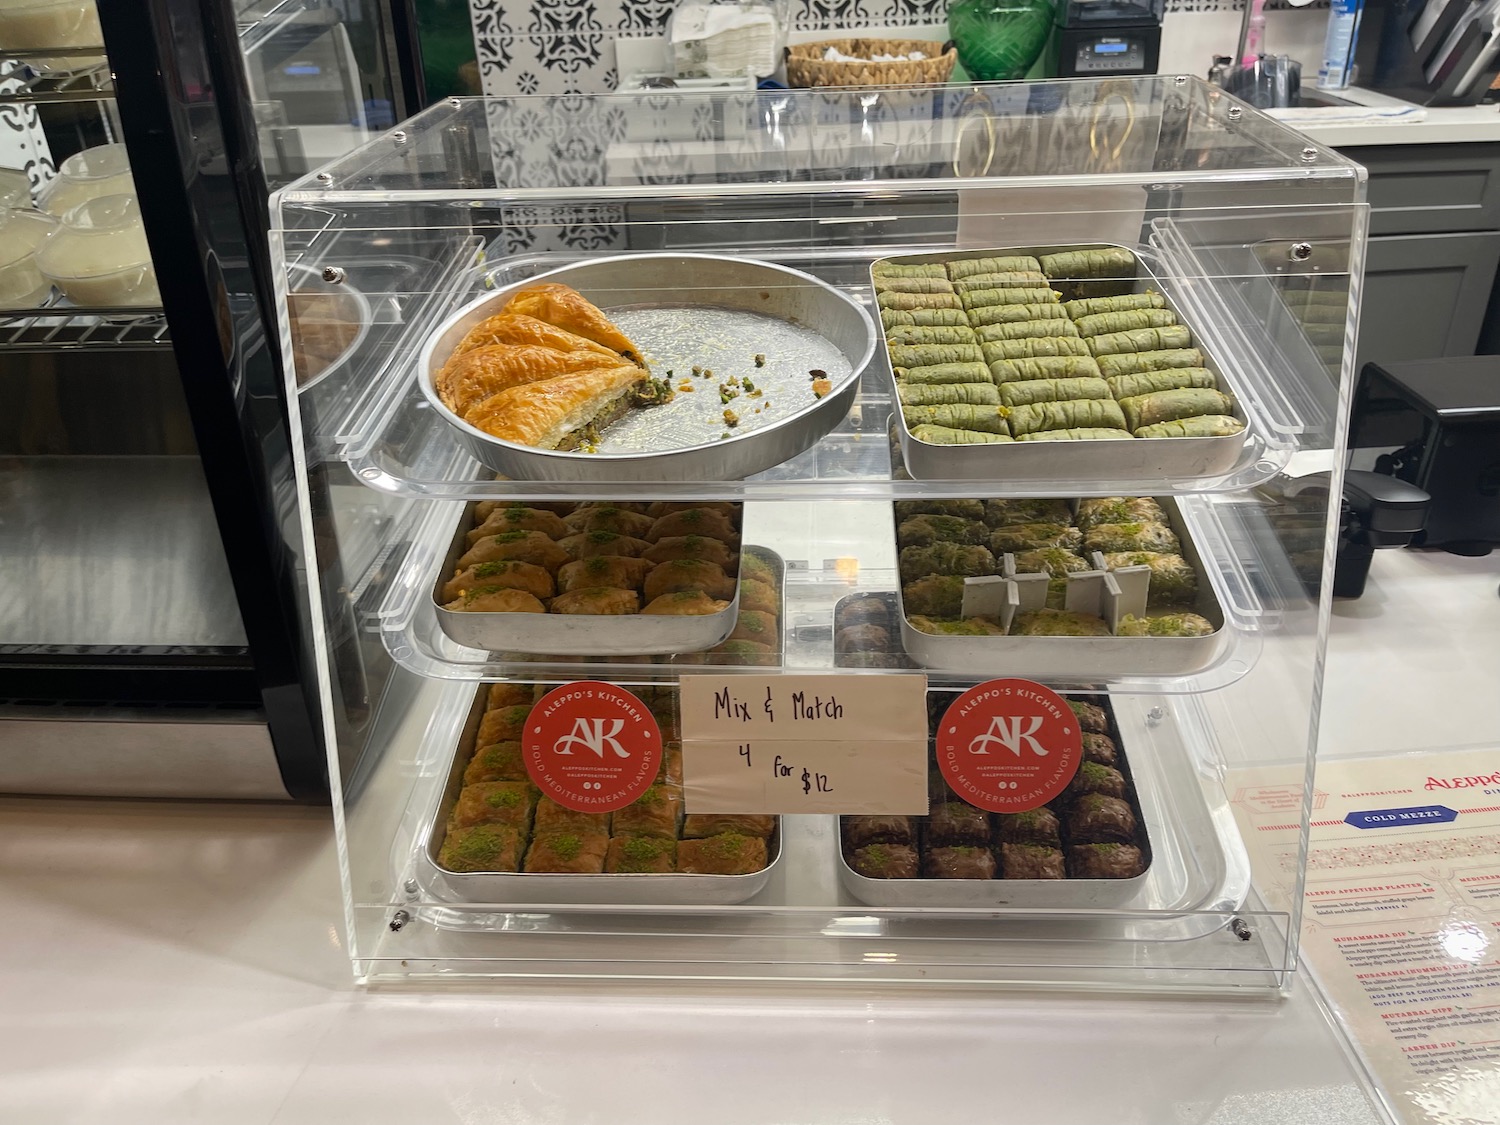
(288, 262), (372, 392)
(418, 253), (876, 482)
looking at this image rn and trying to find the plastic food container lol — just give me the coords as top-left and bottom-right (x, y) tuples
(0, 0), (103, 71)
(0, 168), (31, 210)
(38, 143), (136, 217)
(0, 206), (56, 308)
(36, 194), (160, 307)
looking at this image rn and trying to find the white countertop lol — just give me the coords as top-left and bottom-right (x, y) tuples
(3, 545), (1497, 1124)
(0, 796), (1382, 1125)
(1269, 85), (1500, 149)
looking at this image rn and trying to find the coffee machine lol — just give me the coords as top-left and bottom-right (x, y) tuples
(1051, 0), (1164, 77)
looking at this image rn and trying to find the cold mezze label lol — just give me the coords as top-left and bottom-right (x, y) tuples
(678, 674), (928, 814)
(937, 679), (1082, 813)
(524, 681), (661, 812)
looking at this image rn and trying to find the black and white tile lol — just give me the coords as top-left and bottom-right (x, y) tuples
(0, 62), (57, 198)
(479, 96), (627, 252)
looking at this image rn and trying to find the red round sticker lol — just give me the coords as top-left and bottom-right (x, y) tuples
(936, 679), (1083, 813)
(524, 681), (662, 813)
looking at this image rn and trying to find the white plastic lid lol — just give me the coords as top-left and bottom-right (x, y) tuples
(0, 168), (29, 209)
(55, 141), (131, 182)
(0, 0), (92, 10)
(36, 193), (151, 279)
(0, 205), (56, 270)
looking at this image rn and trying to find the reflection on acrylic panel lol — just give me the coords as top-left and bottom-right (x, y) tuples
(465, 0), (1328, 97)
(468, 73), (1311, 256)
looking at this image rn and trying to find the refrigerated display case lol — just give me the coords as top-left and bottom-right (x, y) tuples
(272, 77), (1366, 990)
(0, 0), (418, 798)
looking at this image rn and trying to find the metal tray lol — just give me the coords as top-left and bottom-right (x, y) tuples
(431, 505), (747, 656)
(825, 649), (1153, 909)
(874, 243), (1251, 483)
(417, 551), (787, 907)
(418, 253), (876, 482)
(897, 497), (1228, 679)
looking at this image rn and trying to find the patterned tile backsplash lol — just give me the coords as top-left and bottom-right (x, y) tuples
(0, 62), (57, 195)
(469, 0), (1324, 96)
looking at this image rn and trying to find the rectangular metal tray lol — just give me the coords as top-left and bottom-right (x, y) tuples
(417, 549), (786, 907)
(896, 497), (1229, 679)
(827, 632), (1153, 909)
(874, 243), (1251, 483)
(432, 503), (743, 656)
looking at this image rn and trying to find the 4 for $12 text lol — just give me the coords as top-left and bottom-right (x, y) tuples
(736, 743), (832, 796)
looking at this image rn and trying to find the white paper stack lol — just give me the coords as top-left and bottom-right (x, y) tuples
(670, 1), (780, 79)
(821, 46), (927, 63)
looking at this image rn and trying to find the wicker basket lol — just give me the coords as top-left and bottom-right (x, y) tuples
(784, 38), (957, 88)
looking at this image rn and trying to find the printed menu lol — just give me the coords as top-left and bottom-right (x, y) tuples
(1229, 748), (1500, 1124)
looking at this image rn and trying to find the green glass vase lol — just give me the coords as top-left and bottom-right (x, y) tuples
(948, 0), (1055, 82)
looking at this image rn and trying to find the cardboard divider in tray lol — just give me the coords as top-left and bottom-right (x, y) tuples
(893, 496), (1230, 679)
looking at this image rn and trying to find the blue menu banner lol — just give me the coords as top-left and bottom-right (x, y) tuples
(1344, 806), (1458, 830)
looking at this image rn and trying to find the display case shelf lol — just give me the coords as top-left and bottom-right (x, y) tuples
(0, 56), (112, 105)
(0, 456), (248, 650)
(328, 234), (1339, 503)
(372, 497), (1270, 695)
(354, 677), (1274, 990)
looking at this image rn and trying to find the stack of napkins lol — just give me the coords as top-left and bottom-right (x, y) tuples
(671, 2), (780, 79)
(821, 46), (927, 62)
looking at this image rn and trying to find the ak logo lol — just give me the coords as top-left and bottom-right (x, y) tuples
(552, 717), (629, 759)
(968, 715), (1048, 757)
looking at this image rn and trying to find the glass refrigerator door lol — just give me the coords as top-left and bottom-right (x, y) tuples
(0, 13), (275, 793)
(0, 0), (418, 797)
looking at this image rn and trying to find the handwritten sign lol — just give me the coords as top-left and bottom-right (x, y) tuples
(678, 674), (928, 814)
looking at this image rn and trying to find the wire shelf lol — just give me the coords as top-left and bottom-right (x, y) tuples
(0, 53), (113, 105)
(0, 307), (169, 351)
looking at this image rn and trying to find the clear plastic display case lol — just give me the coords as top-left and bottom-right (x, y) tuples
(271, 76), (1367, 990)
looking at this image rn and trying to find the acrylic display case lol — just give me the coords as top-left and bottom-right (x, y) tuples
(271, 76), (1367, 990)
